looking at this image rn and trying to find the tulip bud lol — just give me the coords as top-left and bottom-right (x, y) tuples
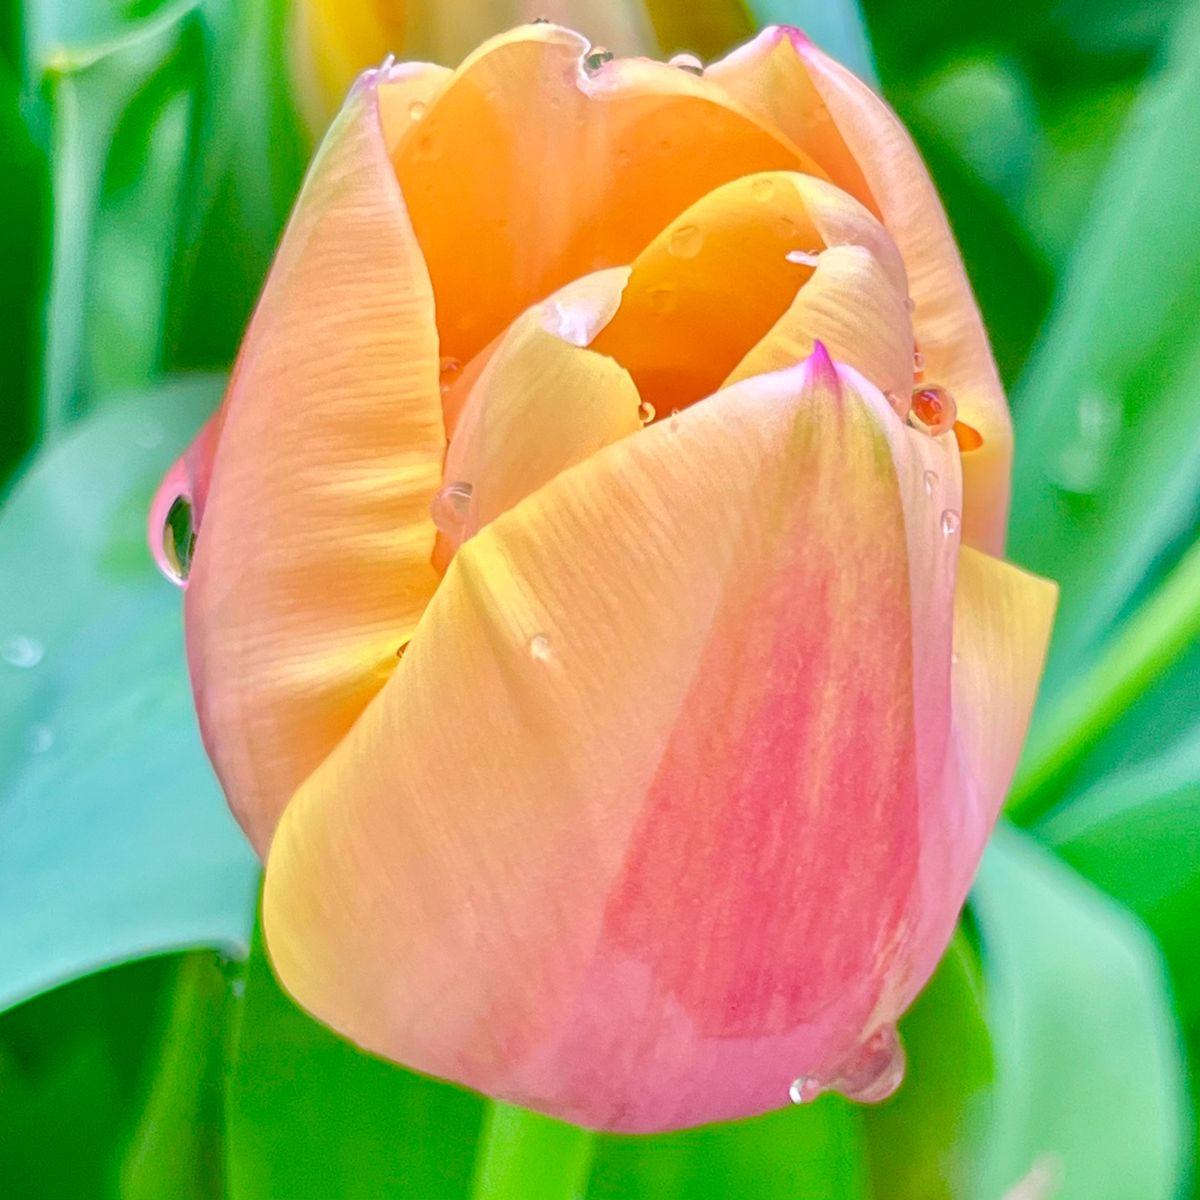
(154, 24), (1056, 1132)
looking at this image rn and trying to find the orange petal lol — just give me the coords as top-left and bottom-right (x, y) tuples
(261, 352), (966, 1132)
(183, 74), (446, 853)
(709, 27), (1012, 553)
(393, 24), (828, 365)
(590, 170), (912, 418)
(436, 268), (641, 569)
(376, 61), (454, 154)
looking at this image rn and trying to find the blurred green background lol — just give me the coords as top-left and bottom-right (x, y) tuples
(2, 0), (1198, 1196)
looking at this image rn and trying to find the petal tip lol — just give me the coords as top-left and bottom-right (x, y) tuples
(806, 339), (841, 393)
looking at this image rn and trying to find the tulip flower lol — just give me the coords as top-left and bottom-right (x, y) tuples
(151, 23), (1056, 1132)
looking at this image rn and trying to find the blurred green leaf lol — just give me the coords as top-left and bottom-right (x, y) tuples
(120, 952), (232, 1199)
(743, 0), (876, 83)
(0, 378), (258, 1014)
(589, 1098), (868, 1198)
(0, 955), (180, 1199)
(226, 920), (484, 1198)
(863, 931), (994, 1199)
(1040, 728), (1200, 1023)
(1009, 0), (1200, 728)
(968, 826), (1189, 1199)
(472, 1104), (595, 1200)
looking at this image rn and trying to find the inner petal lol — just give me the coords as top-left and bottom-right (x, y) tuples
(390, 24), (830, 365)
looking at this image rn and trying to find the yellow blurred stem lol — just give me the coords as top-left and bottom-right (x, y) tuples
(1010, 537), (1200, 823)
(470, 1100), (596, 1199)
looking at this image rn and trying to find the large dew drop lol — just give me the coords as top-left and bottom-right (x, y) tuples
(832, 1025), (906, 1104)
(431, 481), (473, 536)
(911, 385), (958, 437)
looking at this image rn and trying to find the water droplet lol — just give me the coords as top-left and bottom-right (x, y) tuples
(431, 482), (473, 535)
(2, 635), (44, 669)
(912, 347), (925, 374)
(637, 400), (656, 425)
(785, 249), (821, 267)
(904, 296), (917, 313)
(941, 509), (961, 537)
(28, 724), (53, 755)
(833, 1025), (906, 1104)
(788, 1076), (822, 1105)
(1045, 387), (1123, 496)
(408, 99), (426, 121)
(751, 177), (776, 202)
(648, 285), (677, 315)
(156, 495), (197, 586)
(584, 47), (614, 73)
(668, 224), (703, 259)
(923, 469), (938, 496)
(668, 52), (704, 75)
(529, 633), (552, 662)
(396, 641), (409, 660)
(439, 356), (463, 394)
(910, 385), (957, 436)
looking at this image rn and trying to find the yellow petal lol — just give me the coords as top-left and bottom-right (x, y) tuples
(436, 268), (641, 566)
(709, 28), (1012, 552)
(184, 74), (445, 853)
(261, 353), (961, 1131)
(393, 24), (827, 365)
(590, 170), (912, 416)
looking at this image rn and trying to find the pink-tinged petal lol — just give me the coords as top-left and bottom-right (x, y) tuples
(183, 74), (446, 853)
(436, 268), (640, 567)
(709, 27), (1012, 552)
(590, 170), (912, 418)
(261, 352), (963, 1132)
(393, 24), (828, 365)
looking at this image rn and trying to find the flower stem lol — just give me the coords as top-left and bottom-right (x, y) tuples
(470, 1100), (595, 1200)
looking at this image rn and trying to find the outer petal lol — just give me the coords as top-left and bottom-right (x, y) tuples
(261, 352), (963, 1132)
(392, 24), (829, 364)
(709, 27), (1012, 553)
(437, 268), (641, 566)
(589, 169), (913, 416)
(183, 73), (446, 853)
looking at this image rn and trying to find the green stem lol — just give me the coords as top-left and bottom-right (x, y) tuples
(1009, 537), (1200, 824)
(470, 1101), (595, 1200)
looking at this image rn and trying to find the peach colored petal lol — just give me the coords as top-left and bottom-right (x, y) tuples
(436, 268), (640, 568)
(183, 73), (445, 854)
(376, 61), (453, 154)
(710, 27), (1012, 553)
(393, 24), (828, 365)
(261, 352), (965, 1132)
(589, 170), (912, 418)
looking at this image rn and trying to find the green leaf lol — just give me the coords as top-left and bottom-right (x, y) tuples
(589, 1099), (868, 1199)
(1040, 728), (1200, 1023)
(226, 919), (484, 1198)
(863, 931), (994, 1199)
(741, 0), (876, 84)
(0, 379), (258, 1014)
(1008, 0), (1200, 714)
(967, 827), (1189, 1199)
(471, 1104), (595, 1200)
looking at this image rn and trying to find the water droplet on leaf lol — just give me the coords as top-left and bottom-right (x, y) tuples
(833, 1025), (906, 1104)
(156, 496), (196, 587)
(529, 633), (552, 662)
(923, 469), (938, 496)
(788, 1076), (822, 1105)
(941, 509), (961, 537)
(912, 347), (925, 374)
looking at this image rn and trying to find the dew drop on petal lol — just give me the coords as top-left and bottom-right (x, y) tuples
(439, 356), (463, 394)
(431, 481), (473, 536)
(669, 224), (704, 259)
(751, 177), (776, 202)
(584, 47), (614, 73)
(923, 469), (938, 496)
(638, 400), (656, 425)
(785, 249), (822, 267)
(668, 52), (704, 75)
(156, 495), (196, 587)
(911, 385), (958, 436)
(941, 509), (961, 537)
(788, 1076), (822, 1105)
(648, 285), (677, 315)
(832, 1025), (906, 1104)
(904, 296), (917, 313)
(408, 99), (427, 121)
(3, 635), (44, 669)
(529, 633), (552, 662)
(912, 347), (925, 374)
